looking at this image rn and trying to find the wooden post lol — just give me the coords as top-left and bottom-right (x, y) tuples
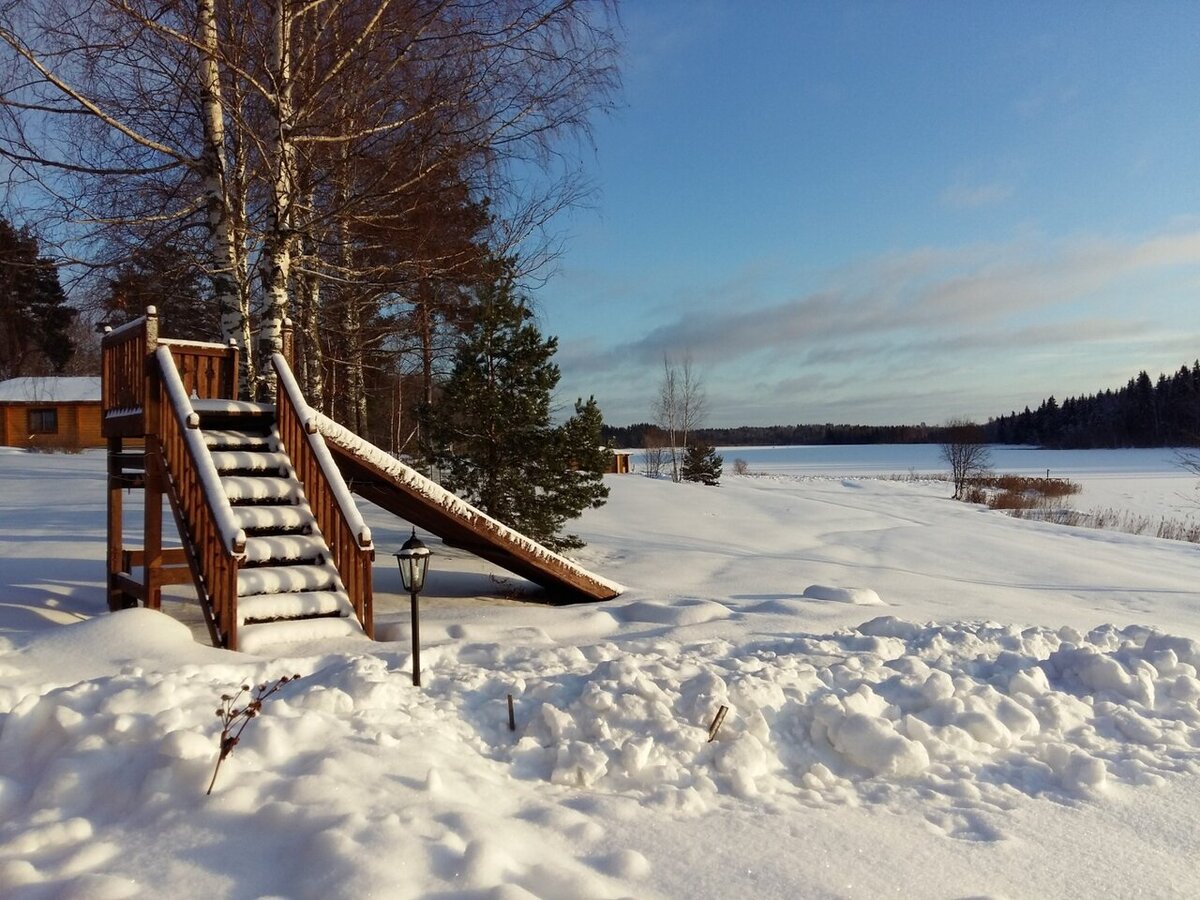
(363, 559), (374, 639)
(226, 340), (240, 400)
(281, 318), (294, 369)
(142, 342), (164, 610)
(106, 436), (125, 611)
(707, 705), (729, 742)
(142, 433), (164, 611)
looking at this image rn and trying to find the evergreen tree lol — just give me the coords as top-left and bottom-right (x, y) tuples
(681, 442), (723, 486)
(105, 242), (211, 341)
(0, 218), (75, 378)
(425, 274), (608, 551)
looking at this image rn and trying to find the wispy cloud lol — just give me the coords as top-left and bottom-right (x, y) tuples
(940, 181), (1015, 210)
(559, 227), (1200, 425)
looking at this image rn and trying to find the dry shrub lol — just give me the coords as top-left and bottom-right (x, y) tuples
(993, 474), (1080, 497)
(960, 473), (1082, 513)
(986, 490), (1030, 511)
(1007, 503), (1200, 545)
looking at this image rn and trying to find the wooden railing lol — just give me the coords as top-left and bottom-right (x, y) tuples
(101, 307), (241, 436)
(160, 339), (239, 402)
(100, 309), (157, 436)
(155, 346), (246, 649)
(272, 352), (375, 638)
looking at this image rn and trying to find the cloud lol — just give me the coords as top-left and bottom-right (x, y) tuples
(940, 181), (1015, 210)
(557, 227), (1200, 425)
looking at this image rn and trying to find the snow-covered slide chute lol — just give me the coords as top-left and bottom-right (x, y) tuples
(316, 415), (623, 604)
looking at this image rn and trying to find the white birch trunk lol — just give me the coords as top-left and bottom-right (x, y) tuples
(198, 0), (250, 394)
(296, 234), (325, 411)
(257, 0), (297, 395)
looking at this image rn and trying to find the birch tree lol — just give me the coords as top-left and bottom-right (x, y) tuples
(0, 0), (619, 417)
(655, 353), (707, 483)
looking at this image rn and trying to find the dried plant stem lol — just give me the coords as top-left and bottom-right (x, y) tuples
(207, 674), (301, 796)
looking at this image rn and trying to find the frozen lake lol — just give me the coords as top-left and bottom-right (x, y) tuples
(714, 443), (1200, 521)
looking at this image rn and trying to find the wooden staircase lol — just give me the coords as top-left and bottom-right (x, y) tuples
(101, 309), (374, 652)
(101, 307), (621, 651)
(195, 401), (364, 652)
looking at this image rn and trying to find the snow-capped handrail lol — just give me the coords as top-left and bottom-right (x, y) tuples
(156, 347), (247, 556)
(271, 353), (372, 549)
(100, 308), (153, 344)
(271, 352), (374, 637)
(100, 308), (156, 432)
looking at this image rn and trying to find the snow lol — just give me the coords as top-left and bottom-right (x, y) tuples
(802, 584), (885, 605)
(0, 377), (101, 403)
(2, 446), (1200, 897)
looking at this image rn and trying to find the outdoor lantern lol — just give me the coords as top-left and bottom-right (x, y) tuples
(394, 528), (431, 686)
(395, 528), (430, 594)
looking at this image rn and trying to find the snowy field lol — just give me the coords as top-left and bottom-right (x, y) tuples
(2, 446), (1200, 898)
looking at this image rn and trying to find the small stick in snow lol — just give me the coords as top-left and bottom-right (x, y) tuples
(707, 705), (729, 742)
(507, 693), (516, 732)
(207, 674), (302, 795)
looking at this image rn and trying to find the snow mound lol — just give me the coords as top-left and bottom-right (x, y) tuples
(3, 619), (1200, 892)
(450, 620), (1200, 839)
(617, 599), (732, 626)
(803, 584), (885, 606)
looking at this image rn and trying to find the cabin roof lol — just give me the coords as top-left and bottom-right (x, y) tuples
(0, 374), (102, 403)
(0, 376), (102, 403)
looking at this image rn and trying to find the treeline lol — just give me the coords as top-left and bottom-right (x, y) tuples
(601, 422), (939, 449)
(983, 363), (1200, 448)
(603, 361), (1200, 451)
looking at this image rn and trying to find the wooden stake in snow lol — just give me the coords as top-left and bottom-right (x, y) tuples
(707, 705), (729, 742)
(507, 693), (516, 732)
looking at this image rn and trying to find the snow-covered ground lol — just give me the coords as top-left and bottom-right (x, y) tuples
(2, 446), (1200, 898)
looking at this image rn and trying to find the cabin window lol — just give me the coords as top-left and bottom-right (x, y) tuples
(28, 408), (58, 434)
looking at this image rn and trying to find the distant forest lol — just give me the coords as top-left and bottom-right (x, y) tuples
(601, 361), (1200, 450)
(601, 422), (940, 449)
(982, 362), (1200, 448)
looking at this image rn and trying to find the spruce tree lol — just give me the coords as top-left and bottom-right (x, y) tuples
(681, 442), (723, 486)
(426, 275), (608, 551)
(0, 218), (75, 377)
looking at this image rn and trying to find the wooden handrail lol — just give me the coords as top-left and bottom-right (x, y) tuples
(100, 308), (157, 435)
(101, 308), (243, 435)
(155, 346), (245, 649)
(271, 352), (375, 638)
(159, 338), (240, 402)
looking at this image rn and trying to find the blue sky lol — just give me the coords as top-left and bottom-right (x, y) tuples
(543, 1), (1200, 427)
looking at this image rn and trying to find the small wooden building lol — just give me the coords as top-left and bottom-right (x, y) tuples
(0, 376), (104, 450)
(607, 449), (633, 474)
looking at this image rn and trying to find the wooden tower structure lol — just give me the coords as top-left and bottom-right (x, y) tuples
(101, 309), (620, 653)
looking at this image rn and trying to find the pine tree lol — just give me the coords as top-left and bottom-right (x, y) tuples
(681, 442), (723, 486)
(425, 274), (608, 551)
(0, 218), (75, 378)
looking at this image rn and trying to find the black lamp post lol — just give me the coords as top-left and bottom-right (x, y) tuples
(394, 528), (431, 686)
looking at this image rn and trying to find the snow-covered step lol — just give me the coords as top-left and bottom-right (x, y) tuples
(238, 616), (366, 654)
(210, 449), (290, 475)
(231, 504), (315, 534)
(238, 589), (354, 624)
(192, 399), (275, 416)
(237, 563), (339, 597)
(243, 534), (326, 565)
(222, 475), (301, 503)
(203, 429), (278, 452)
